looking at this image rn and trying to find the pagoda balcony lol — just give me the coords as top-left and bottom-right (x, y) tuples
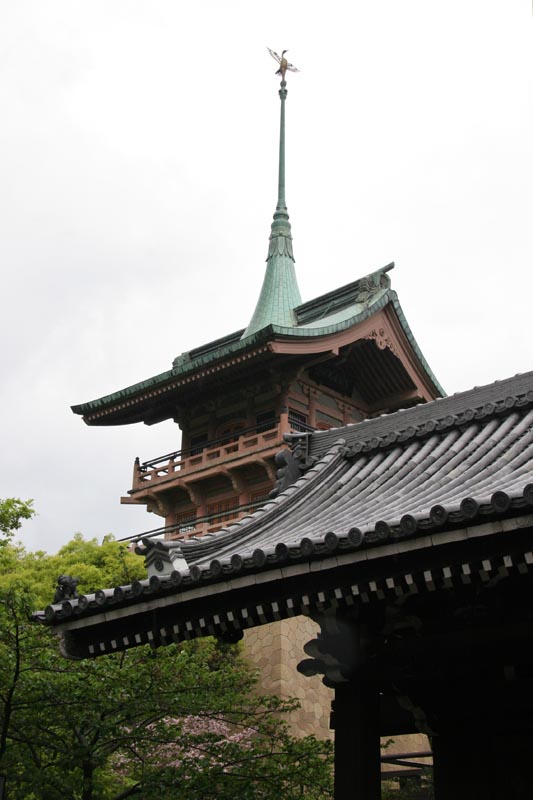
(130, 414), (314, 494)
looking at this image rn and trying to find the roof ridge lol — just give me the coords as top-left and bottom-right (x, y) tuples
(294, 263), (394, 325)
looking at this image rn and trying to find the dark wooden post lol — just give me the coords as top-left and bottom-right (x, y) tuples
(333, 680), (381, 800)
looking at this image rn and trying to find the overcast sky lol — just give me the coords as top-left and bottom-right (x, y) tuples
(1, 1), (532, 555)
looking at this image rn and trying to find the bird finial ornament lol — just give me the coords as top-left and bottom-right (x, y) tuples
(267, 48), (300, 81)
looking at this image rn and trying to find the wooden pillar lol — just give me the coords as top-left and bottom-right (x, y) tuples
(332, 680), (381, 800)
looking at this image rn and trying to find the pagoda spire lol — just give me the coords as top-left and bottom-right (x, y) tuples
(242, 76), (302, 339)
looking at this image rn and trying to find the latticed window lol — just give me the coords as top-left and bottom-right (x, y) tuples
(206, 496), (240, 524)
(176, 510), (197, 534)
(288, 408), (309, 432)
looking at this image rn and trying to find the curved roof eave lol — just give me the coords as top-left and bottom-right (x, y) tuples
(389, 293), (445, 397)
(268, 290), (444, 396)
(71, 289), (442, 420)
(70, 326), (276, 417)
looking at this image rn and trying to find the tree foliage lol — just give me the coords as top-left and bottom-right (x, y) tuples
(0, 498), (34, 546)
(0, 528), (333, 799)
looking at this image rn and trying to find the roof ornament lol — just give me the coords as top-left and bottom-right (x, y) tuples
(267, 48), (300, 82)
(241, 50), (302, 339)
(134, 537), (189, 577)
(53, 575), (79, 603)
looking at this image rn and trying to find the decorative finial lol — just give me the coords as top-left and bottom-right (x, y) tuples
(267, 48), (300, 83)
(241, 51), (302, 339)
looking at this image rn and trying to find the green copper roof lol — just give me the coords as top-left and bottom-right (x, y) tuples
(71, 265), (445, 423)
(242, 80), (301, 339)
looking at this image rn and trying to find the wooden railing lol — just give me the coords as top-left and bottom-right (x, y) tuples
(131, 415), (317, 491)
(140, 419), (281, 469)
(132, 422), (282, 489)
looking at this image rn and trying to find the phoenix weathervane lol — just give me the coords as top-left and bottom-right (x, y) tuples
(267, 48), (299, 81)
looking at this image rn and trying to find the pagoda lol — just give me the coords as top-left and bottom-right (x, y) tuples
(72, 76), (443, 547)
(38, 61), (533, 800)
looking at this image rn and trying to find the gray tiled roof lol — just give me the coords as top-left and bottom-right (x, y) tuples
(300, 370), (533, 461)
(180, 370), (533, 566)
(38, 370), (533, 627)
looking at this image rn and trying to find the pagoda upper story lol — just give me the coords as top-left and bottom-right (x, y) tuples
(72, 70), (443, 541)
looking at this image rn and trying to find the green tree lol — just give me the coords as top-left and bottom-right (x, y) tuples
(0, 532), (146, 608)
(0, 534), (333, 799)
(0, 498), (34, 546)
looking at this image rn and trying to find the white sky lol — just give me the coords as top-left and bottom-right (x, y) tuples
(1, 1), (532, 554)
